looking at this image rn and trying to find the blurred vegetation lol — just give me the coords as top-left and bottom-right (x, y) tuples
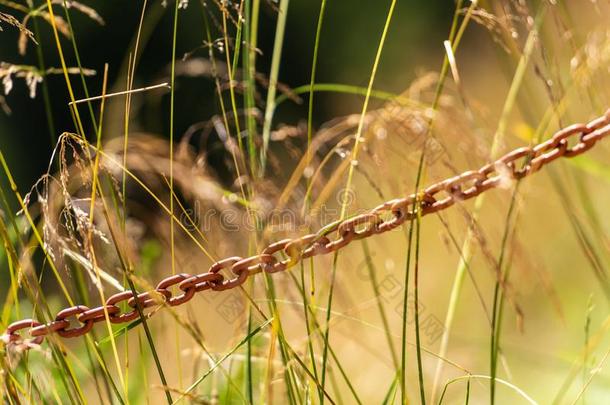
(0, 0), (453, 189)
(1, 0), (610, 404)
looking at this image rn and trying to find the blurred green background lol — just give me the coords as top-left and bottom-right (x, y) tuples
(2, 0), (610, 403)
(0, 0), (456, 191)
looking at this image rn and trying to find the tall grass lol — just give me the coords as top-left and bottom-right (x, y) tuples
(1, 0), (610, 404)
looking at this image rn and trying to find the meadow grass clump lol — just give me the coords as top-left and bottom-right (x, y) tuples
(1, 0), (610, 404)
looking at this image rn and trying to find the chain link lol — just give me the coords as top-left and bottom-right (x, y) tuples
(4, 110), (610, 349)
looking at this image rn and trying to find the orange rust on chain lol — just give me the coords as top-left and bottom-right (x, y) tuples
(4, 110), (610, 349)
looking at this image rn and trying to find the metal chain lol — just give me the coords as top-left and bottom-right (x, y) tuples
(4, 110), (610, 349)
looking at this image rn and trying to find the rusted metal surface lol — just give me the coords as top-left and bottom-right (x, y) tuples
(4, 110), (610, 348)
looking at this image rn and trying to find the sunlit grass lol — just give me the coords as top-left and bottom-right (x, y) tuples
(1, 0), (610, 404)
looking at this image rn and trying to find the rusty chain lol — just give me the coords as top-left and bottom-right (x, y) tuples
(4, 110), (610, 349)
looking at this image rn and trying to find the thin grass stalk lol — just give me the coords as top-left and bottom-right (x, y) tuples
(246, 309), (254, 404)
(230, 1), (243, 76)
(280, 335), (338, 404)
(582, 295), (594, 404)
(103, 174), (198, 404)
(169, 0), (179, 273)
(414, 206), (426, 404)
(259, 0), (289, 172)
(169, 0), (189, 393)
(361, 240), (399, 370)
(121, 54), (134, 405)
(306, 0), (327, 154)
(27, 27), (135, 398)
(571, 170), (610, 271)
(61, 1), (98, 133)
(338, 0), (396, 220)
(80, 64), (132, 401)
(64, 135), (216, 257)
(305, 0), (327, 203)
(550, 169), (610, 299)
(245, 269), (341, 403)
(99, 179), (172, 404)
(0, 205), (20, 326)
(303, 0), (328, 326)
(299, 261), (319, 384)
(30, 13), (56, 146)
(320, 252), (339, 404)
(200, 4), (250, 207)
(487, 87), (570, 405)
(123, 0), (152, 236)
(100, 249), (250, 402)
(427, 2), (480, 398)
(263, 324), (277, 403)
(262, 273), (300, 405)
(328, 368), (344, 405)
(399, 218), (414, 405)
(489, 10), (547, 403)
(212, 18), (262, 379)
(286, 271), (362, 404)
(276, 83), (412, 108)
(321, 2), (397, 401)
(0, 153), (74, 308)
(432, 7), (546, 401)
(381, 373), (399, 405)
(221, 2), (246, 170)
(43, 0), (86, 136)
(69, 268), (110, 404)
(243, 0), (260, 176)
(176, 318), (273, 401)
(47, 345), (84, 403)
(439, 375), (536, 405)
(489, 182), (520, 404)
(137, 333), (150, 404)
(569, 347), (610, 405)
